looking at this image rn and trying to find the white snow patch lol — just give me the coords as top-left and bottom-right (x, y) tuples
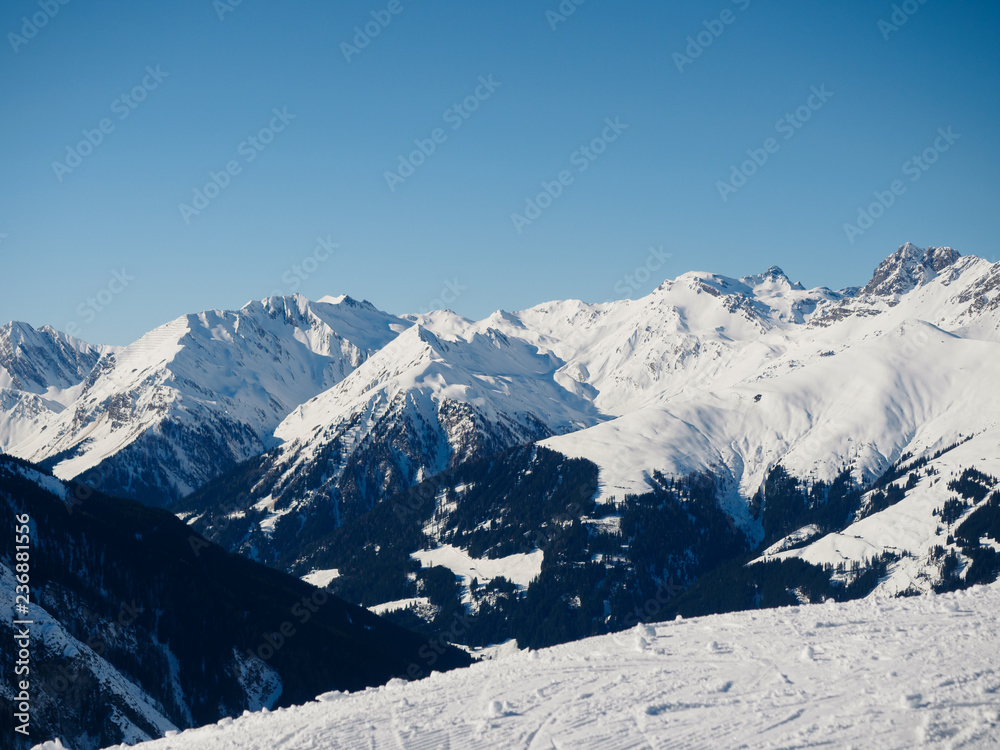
(367, 597), (430, 615)
(411, 545), (543, 590)
(300, 568), (340, 588)
(758, 524), (822, 559)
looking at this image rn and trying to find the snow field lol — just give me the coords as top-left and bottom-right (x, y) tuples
(100, 583), (1000, 750)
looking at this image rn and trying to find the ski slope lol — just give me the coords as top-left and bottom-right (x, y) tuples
(93, 583), (1000, 750)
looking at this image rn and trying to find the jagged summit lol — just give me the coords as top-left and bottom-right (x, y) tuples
(0, 320), (105, 394)
(861, 243), (961, 297)
(740, 265), (805, 291)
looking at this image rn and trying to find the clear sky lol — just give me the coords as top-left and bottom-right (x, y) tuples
(1, 0), (998, 345)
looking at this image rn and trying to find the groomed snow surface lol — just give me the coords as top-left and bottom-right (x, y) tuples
(85, 583), (1000, 750)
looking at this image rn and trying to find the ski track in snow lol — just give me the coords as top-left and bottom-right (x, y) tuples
(95, 583), (1000, 750)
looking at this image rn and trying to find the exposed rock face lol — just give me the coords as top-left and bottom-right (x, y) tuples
(861, 242), (961, 298)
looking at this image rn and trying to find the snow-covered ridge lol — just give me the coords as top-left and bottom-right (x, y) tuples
(539, 244), (1000, 511)
(108, 583), (1000, 750)
(241, 320), (606, 536)
(2, 294), (411, 502)
(3, 244), (998, 523)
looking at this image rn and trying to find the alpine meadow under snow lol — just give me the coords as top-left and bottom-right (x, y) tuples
(4, 243), (1000, 749)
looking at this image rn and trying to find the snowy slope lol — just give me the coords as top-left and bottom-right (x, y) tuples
(411, 544), (543, 608)
(485, 264), (843, 415)
(757, 429), (1000, 596)
(104, 583), (1000, 750)
(537, 246), (1000, 512)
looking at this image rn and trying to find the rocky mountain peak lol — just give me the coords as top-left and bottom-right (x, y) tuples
(740, 266), (805, 291)
(861, 243), (961, 297)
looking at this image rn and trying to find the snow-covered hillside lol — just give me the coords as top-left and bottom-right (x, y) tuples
(241, 322), (604, 536)
(756, 428), (1000, 598)
(96, 583), (1000, 750)
(538, 245), (1000, 510)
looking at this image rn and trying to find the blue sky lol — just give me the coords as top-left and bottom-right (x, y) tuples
(1, 0), (998, 345)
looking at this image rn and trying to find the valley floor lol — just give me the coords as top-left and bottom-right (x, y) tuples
(84, 583), (1000, 750)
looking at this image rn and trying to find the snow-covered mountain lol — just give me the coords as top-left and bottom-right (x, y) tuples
(7, 243), (995, 519)
(104, 582), (1000, 750)
(0, 322), (113, 448)
(3, 295), (409, 504)
(535, 245), (999, 516)
(5, 243), (1000, 637)
(195, 321), (605, 558)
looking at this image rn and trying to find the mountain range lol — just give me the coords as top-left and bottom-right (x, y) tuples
(4, 242), (1000, 746)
